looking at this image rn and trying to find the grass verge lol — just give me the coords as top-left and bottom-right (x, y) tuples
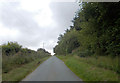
(57, 55), (119, 82)
(2, 56), (51, 81)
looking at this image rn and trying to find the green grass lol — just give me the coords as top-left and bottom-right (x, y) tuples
(2, 56), (50, 81)
(74, 55), (119, 73)
(57, 55), (119, 82)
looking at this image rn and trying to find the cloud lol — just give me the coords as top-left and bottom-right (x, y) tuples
(50, 2), (79, 33)
(0, 0), (79, 55)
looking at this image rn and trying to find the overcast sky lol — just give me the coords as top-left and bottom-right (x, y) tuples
(0, 0), (79, 55)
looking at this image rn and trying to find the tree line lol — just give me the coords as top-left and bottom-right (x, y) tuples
(54, 2), (120, 57)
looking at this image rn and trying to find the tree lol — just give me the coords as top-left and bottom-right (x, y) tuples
(54, 2), (120, 57)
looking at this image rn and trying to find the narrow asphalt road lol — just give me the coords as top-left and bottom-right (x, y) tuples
(22, 56), (82, 81)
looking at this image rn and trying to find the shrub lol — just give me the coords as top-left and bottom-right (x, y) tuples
(2, 42), (51, 73)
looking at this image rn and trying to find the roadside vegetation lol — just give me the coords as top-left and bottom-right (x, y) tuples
(1, 41), (51, 81)
(2, 57), (50, 81)
(57, 55), (119, 82)
(54, 2), (120, 81)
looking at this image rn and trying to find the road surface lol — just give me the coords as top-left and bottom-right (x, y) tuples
(22, 56), (82, 81)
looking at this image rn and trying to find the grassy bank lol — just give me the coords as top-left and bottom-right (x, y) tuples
(57, 55), (119, 82)
(2, 56), (50, 81)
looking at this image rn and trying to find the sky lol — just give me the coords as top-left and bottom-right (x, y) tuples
(0, 0), (79, 55)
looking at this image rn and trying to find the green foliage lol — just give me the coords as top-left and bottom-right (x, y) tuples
(54, 2), (120, 57)
(2, 42), (22, 56)
(1, 41), (51, 73)
(2, 57), (50, 81)
(37, 48), (51, 57)
(54, 30), (80, 55)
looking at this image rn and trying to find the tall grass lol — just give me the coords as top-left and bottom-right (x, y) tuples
(57, 55), (119, 81)
(2, 56), (50, 81)
(1, 42), (51, 81)
(2, 52), (49, 73)
(74, 55), (119, 74)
